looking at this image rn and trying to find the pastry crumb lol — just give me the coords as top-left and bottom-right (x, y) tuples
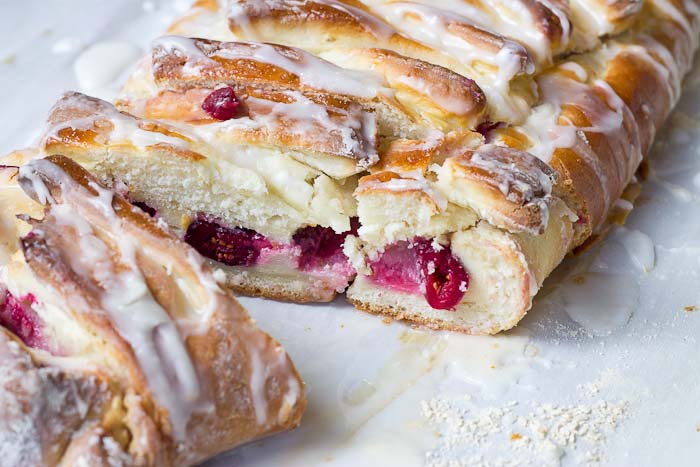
(683, 305), (697, 313)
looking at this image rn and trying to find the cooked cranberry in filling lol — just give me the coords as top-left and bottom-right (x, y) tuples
(184, 216), (357, 276)
(293, 217), (360, 269)
(131, 200), (157, 217)
(369, 238), (469, 310)
(0, 289), (46, 350)
(201, 87), (242, 121)
(185, 217), (272, 267)
(475, 121), (504, 143)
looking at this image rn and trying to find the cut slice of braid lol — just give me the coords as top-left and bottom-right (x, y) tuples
(10, 0), (700, 334)
(0, 154), (305, 466)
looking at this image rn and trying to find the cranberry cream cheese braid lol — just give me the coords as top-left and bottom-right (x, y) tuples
(0, 154), (305, 466)
(27, 0), (700, 333)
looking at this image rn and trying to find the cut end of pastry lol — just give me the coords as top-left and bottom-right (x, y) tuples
(0, 154), (306, 465)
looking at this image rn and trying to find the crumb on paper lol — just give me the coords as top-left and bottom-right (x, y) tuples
(1, 54), (16, 65)
(421, 395), (628, 466)
(382, 317), (393, 324)
(573, 275), (586, 285)
(683, 305), (697, 313)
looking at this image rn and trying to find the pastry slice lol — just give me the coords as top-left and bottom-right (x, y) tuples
(39, 92), (362, 302)
(345, 1), (698, 332)
(0, 154), (305, 466)
(346, 138), (576, 333)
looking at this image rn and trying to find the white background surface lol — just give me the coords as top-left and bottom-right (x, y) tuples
(1, 2), (700, 466)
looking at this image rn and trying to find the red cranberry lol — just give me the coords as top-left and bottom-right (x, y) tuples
(0, 290), (45, 349)
(184, 217), (271, 267)
(130, 200), (157, 217)
(475, 121), (504, 140)
(201, 87), (242, 121)
(413, 239), (470, 310)
(292, 218), (359, 269)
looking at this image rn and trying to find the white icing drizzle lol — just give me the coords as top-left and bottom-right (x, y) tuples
(225, 0), (533, 120)
(466, 146), (553, 203)
(152, 35), (220, 76)
(248, 333), (301, 426)
(154, 36), (389, 100)
(361, 1), (532, 120)
(18, 165), (55, 205)
(651, 0), (694, 39)
(360, 175), (448, 211)
(45, 93), (190, 152)
(516, 62), (645, 211)
(311, 0), (397, 41)
(194, 90), (378, 164)
(632, 36), (681, 103)
(369, 2), (531, 85)
(216, 43), (386, 99)
(568, 0), (616, 37)
(393, 72), (477, 115)
(362, 0), (569, 65)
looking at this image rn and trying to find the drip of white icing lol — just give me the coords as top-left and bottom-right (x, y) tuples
(18, 165), (55, 205)
(612, 226), (655, 273)
(74, 41), (142, 98)
(556, 273), (638, 336)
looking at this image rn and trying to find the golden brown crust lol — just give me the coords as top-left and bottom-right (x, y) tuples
(439, 145), (559, 234)
(347, 297), (523, 335)
(221, 271), (339, 303)
(333, 47), (488, 130)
